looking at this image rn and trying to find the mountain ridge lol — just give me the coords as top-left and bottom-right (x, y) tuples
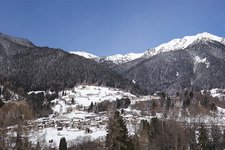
(73, 32), (225, 64)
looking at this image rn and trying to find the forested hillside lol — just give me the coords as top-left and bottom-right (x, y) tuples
(0, 32), (143, 94)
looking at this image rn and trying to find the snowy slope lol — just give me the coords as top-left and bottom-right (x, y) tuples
(143, 32), (225, 58)
(29, 126), (106, 148)
(51, 85), (136, 113)
(70, 51), (98, 59)
(104, 52), (144, 64)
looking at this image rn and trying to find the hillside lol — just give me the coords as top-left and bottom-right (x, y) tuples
(0, 32), (143, 94)
(115, 33), (225, 94)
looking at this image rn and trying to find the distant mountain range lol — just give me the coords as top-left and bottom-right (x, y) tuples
(0, 32), (143, 94)
(70, 51), (144, 64)
(73, 32), (225, 94)
(72, 32), (225, 64)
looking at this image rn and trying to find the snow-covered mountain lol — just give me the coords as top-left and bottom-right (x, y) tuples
(71, 51), (144, 64)
(70, 51), (98, 59)
(143, 32), (225, 58)
(115, 32), (225, 94)
(72, 32), (225, 64)
(103, 52), (144, 64)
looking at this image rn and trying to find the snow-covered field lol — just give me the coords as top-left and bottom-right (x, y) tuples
(29, 126), (106, 148)
(53, 85), (135, 108)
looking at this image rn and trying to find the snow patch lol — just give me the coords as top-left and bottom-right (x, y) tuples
(210, 88), (225, 100)
(28, 91), (45, 95)
(194, 56), (210, 68)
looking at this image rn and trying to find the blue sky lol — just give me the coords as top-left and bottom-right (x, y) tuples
(0, 0), (225, 56)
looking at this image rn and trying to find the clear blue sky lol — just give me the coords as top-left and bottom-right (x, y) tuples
(1, 0), (225, 56)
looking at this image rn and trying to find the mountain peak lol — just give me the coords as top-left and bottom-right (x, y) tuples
(195, 32), (215, 37)
(185, 32), (224, 42)
(144, 32), (225, 58)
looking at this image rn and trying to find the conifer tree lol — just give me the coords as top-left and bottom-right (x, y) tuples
(198, 124), (209, 150)
(106, 111), (132, 150)
(211, 125), (222, 149)
(189, 91), (194, 99)
(138, 120), (151, 149)
(88, 102), (93, 112)
(71, 98), (75, 104)
(35, 141), (41, 150)
(59, 137), (67, 150)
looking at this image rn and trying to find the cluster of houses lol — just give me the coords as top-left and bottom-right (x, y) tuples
(28, 111), (110, 133)
(23, 93), (166, 135)
(25, 107), (161, 136)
